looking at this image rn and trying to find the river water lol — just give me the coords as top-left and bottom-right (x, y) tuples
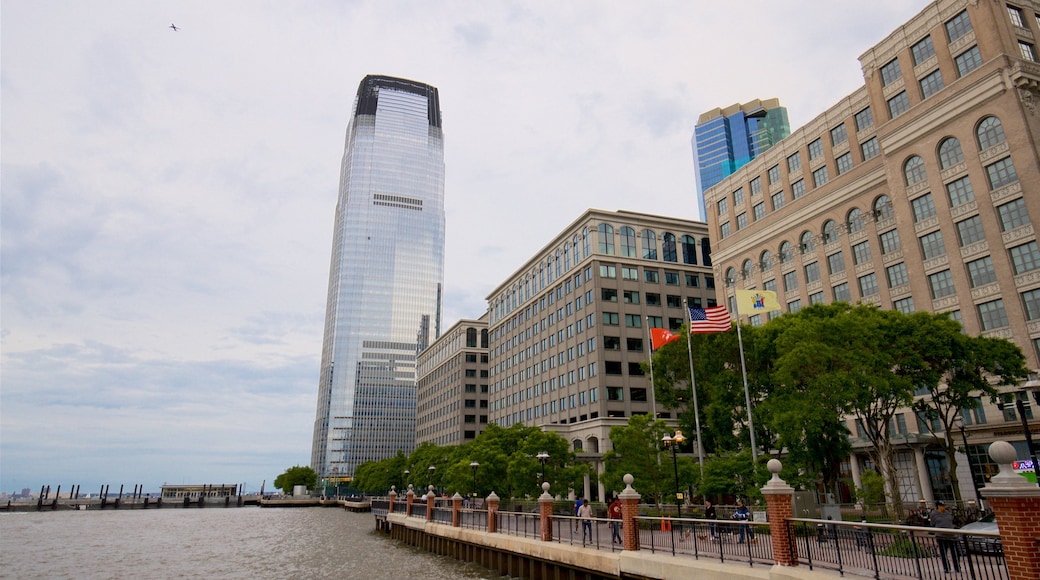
(0, 507), (498, 579)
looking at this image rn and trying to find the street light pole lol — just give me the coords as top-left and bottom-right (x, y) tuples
(403, 469), (410, 491)
(470, 461), (480, 498)
(662, 431), (686, 518)
(954, 417), (983, 506)
(428, 465), (436, 494)
(536, 451), (549, 489)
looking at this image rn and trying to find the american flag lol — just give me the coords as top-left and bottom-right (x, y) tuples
(688, 306), (732, 334)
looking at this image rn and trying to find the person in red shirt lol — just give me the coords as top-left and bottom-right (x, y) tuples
(608, 497), (623, 544)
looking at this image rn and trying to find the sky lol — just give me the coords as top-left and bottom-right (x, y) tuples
(1, 0), (930, 494)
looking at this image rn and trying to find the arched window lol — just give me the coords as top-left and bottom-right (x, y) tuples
(701, 238), (712, 267)
(822, 220), (840, 243)
(555, 250), (562, 278)
(847, 208), (865, 233)
(563, 244), (571, 270)
(546, 256), (554, 283)
(937, 137), (964, 169)
(466, 327), (478, 347)
(741, 259), (754, 279)
(725, 267), (737, 286)
(619, 226), (637, 258)
(572, 235), (581, 263)
(800, 231), (816, 253)
(662, 233), (677, 262)
(582, 227), (591, 257)
(874, 195), (894, 219)
(597, 223), (614, 255)
(976, 116), (1006, 150)
(760, 250), (774, 272)
(903, 155), (927, 185)
(681, 235), (698, 265)
(640, 229), (657, 260)
(779, 242), (793, 263)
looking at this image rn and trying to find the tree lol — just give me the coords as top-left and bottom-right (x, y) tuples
(601, 414), (672, 506)
(274, 465), (318, 494)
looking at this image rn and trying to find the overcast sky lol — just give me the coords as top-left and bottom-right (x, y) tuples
(1, 0), (928, 494)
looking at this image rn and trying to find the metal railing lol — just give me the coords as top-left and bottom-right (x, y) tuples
(789, 518), (1008, 580)
(495, 510), (541, 538)
(637, 516), (773, 567)
(459, 508), (487, 530)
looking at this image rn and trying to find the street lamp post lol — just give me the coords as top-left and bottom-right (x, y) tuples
(536, 451), (549, 486)
(953, 416), (983, 506)
(428, 465), (436, 494)
(470, 461), (480, 498)
(998, 392), (1040, 488)
(403, 469), (410, 490)
(662, 430), (686, 518)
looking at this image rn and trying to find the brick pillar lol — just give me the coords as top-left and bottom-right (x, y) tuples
(486, 491), (500, 533)
(980, 440), (1040, 580)
(406, 486), (414, 517)
(761, 458), (798, 567)
(426, 487), (436, 522)
(538, 483), (554, 541)
(618, 474), (641, 551)
(452, 492), (463, 527)
(388, 488), (397, 514)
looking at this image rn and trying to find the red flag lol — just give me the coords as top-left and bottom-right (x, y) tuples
(688, 306), (732, 334)
(650, 328), (681, 350)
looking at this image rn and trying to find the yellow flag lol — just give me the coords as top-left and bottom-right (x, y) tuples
(735, 289), (781, 313)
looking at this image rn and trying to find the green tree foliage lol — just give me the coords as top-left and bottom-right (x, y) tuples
(601, 414), (669, 505)
(274, 465), (318, 494)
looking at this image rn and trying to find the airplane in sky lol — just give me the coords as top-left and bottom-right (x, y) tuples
(169, 23), (179, 31)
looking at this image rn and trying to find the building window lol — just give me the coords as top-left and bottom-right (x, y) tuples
(809, 291), (825, 305)
(904, 156), (927, 185)
(859, 273), (879, 297)
(641, 229), (658, 260)
(836, 152), (853, 175)
(779, 241), (794, 263)
(750, 177), (762, 195)
(956, 215), (986, 246)
(812, 166), (829, 188)
(620, 226), (637, 257)
(852, 241), (872, 265)
(624, 314), (642, 328)
(946, 176), (975, 207)
(597, 223), (614, 254)
(848, 208), (866, 233)
(607, 387), (623, 401)
(685, 274), (699, 287)
(887, 263), (909, 287)
(783, 270), (798, 292)
(601, 288), (618, 302)
(861, 136), (880, 160)
(893, 297), (915, 314)
(827, 251), (846, 275)
(919, 69), (944, 99)
(788, 298), (802, 313)
(768, 165), (781, 184)
(800, 231), (816, 253)
(887, 91), (910, 118)
(808, 138), (824, 160)
(830, 124), (848, 146)
(855, 107), (874, 131)
(1022, 288), (1040, 320)
(665, 272), (680, 285)
(977, 116), (1006, 149)
(938, 137), (964, 169)
(880, 58), (902, 85)
(623, 290), (639, 304)
(945, 10), (973, 42)
(805, 261), (821, 283)
(787, 151), (801, 173)
(753, 202), (766, 221)
(997, 198), (1030, 231)
(621, 266), (638, 280)
(985, 157), (1018, 190)
(822, 220), (839, 244)
(909, 193), (936, 222)
(760, 251), (774, 273)
(966, 256), (997, 287)
(977, 299), (1009, 331)
(833, 283), (850, 302)
(599, 264), (616, 278)
(602, 312), (619, 326)
(662, 233), (677, 262)
(919, 230), (946, 260)
(955, 46), (982, 77)
(646, 292), (661, 306)
(792, 179), (806, 199)
(736, 212), (748, 230)
(929, 270), (956, 298)
(644, 269), (659, 283)
(1020, 42), (1038, 62)
(1008, 5), (1026, 27)
(912, 35), (936, 65)
(1010, 241), (1040, 274)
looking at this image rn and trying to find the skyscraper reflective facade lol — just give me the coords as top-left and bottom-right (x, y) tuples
(311, 75), (445, 480)
(692, 98), (790, 218)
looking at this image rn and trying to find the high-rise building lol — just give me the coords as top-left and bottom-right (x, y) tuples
(311, 75), (445, 480)
(416, 315), (490, 446)
(703, 0), (1040, 503)
(486, 209), (716, 501)
(693, 99), (790, 219)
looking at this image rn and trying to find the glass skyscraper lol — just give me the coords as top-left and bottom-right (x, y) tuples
(311, 75), (445, 480)
(692, 98), (789, 218)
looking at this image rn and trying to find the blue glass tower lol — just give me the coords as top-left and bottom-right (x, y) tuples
(692, 98), (789, 218)
(312, 75), (445, 480)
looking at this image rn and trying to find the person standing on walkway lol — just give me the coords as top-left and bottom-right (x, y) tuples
(734, 499), (754, 543)
(578, 499), (593, 544)
(930, 501), (960, 573)
(704, 499), (717, 539)
(608, 496), (623, 544)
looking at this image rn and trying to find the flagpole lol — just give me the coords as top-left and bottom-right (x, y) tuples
(683, 299), (705, 480)
(732, 289), (759, 466)
(645, 316), (657, 419)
